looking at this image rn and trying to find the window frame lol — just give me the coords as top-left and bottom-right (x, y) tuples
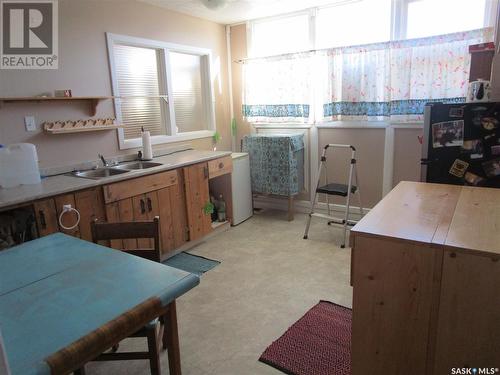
(106, 33), (216, 150)
(397, 0), (496, 40)
(245, 0), (496, 126)
(247, 9), (313, 58)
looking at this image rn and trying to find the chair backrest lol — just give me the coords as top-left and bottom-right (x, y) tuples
(90, 216), (161, 263)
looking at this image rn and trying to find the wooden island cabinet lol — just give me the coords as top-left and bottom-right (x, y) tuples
(350, 181), (500, 375)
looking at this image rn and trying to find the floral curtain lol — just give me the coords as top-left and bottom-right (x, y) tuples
(242, 53), (313, 123)
(242, 28), (493, 123)
(323, 28), (493, 122)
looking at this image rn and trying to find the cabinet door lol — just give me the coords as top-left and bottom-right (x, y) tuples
(132, 194), (151, 249)
(33, 199), (58, 237)
(352, 235), (440, 375)
(152, 171), (189, 257)
(154, 188), (173, 255)
(54, 194), (80, 238)
(105, 198), (137, 250)
(183, 163), (212, 241)
(433, 251), (500, 374)
(168, 169), (188, 249)
(74, 188), (105, 242)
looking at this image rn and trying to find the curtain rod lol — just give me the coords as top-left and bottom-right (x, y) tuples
(233, 27), (492, 64)
(234, 50), (316, 64)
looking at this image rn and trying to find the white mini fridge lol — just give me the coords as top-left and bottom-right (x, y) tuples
(231, 153), (253, 225)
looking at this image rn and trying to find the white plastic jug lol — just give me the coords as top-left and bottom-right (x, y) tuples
(0, 143), (41, 188)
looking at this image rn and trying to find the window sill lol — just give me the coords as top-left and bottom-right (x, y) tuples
(253, 123), (312, 129)
(120, 130), (215, 150)
(317, 121), (423, 129)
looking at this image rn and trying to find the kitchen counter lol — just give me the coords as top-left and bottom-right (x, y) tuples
(0, 149), (231, 211)
(351, 181), (500, 256)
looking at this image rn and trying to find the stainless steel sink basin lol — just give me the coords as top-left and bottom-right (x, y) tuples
(113, 161), (163, 170)
(72, 168), (129, 180)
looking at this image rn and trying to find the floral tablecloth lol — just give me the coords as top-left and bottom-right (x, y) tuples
(242, 134), (305, 196)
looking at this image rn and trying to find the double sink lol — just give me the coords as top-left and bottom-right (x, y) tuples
(72, 161), (163, 180)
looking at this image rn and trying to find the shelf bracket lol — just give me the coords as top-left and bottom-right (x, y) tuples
(89, 99), (99, 116)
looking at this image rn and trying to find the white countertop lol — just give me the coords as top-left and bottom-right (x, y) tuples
(0, 149), (231, 210)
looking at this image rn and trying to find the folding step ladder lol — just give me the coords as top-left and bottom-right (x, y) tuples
(303, 144), (363, 248)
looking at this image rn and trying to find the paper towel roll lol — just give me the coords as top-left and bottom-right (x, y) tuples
(142, 130), (153, 160)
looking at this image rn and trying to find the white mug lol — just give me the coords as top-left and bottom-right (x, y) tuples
(467, 79), (491, 103)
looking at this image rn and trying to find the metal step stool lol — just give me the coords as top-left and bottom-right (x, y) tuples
(303, 144), (364, 248)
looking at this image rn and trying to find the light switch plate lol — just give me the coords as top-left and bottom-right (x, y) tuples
(24, 116), (36, 132)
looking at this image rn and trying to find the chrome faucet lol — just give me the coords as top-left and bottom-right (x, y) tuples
(98, 154), (109, 167)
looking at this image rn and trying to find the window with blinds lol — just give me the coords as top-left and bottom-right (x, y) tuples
(170, 52), (206, 133)
(113, 44), (166, 139)
(107, 33), (216, 149)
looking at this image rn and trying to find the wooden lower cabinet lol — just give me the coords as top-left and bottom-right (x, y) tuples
(433, 250), (500, 373)
(183, 162), (212, 241)
(104, 170), (188, 258)
(33, 198), (59, 237)
(33, 188), (105, 240)
(31, 164), (225, 258)
(351, 235), (440, 375)
(74, 188), (106, 241)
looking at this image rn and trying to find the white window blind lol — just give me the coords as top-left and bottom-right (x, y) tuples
(113, 44), (165, 139)
(170, 52), (206, 133)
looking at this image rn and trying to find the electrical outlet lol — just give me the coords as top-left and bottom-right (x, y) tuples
(24, 116), (37, 132)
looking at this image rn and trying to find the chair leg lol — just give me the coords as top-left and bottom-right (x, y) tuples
(303, 192), (317, 240)
(146, 325), (161, 375)
(164, 301), (182, 375)
(160, 314), (168, 351)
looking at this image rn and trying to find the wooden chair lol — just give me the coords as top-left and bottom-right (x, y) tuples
(79, 217), (178, 375)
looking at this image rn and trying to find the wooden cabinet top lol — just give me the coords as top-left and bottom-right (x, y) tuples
(351, 181), (500, 257)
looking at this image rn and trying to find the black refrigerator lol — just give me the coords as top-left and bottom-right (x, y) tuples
(421, 102), (500, 188)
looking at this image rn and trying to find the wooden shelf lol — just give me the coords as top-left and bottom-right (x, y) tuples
(0, 96), (114, 116)
(44, 124), (123, 134)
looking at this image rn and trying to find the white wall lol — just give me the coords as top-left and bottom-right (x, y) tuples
(0, 0), (231, 168)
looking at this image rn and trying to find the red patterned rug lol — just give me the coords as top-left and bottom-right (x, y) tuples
(259, 301), (351, 375)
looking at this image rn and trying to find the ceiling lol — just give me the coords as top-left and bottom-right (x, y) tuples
(139, 0), (346, 25)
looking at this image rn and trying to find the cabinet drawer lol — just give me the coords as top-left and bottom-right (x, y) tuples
(103, 170), (178, 204)
(208, 156), (232, 179)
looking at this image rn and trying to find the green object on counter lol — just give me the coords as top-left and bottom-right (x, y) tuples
(231, 118), (237, 136)
(213, 131), (221, 144)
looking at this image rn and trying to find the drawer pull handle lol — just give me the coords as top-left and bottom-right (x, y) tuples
(140, 199), (146, 214)
(39, 210), (47, 229)
(219, 162), (224, 169)
(147, 198), (152, 212)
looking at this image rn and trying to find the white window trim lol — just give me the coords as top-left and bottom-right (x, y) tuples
(106, 33), (216, 150)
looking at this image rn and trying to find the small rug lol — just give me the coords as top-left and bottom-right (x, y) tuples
(259, 301), (351, 375)
(163, 252), (220, 276)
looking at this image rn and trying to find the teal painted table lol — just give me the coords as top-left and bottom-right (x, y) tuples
(0, 233), (199, 375)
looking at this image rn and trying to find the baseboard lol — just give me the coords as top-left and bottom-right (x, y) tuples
(253, 196), (370, 220)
